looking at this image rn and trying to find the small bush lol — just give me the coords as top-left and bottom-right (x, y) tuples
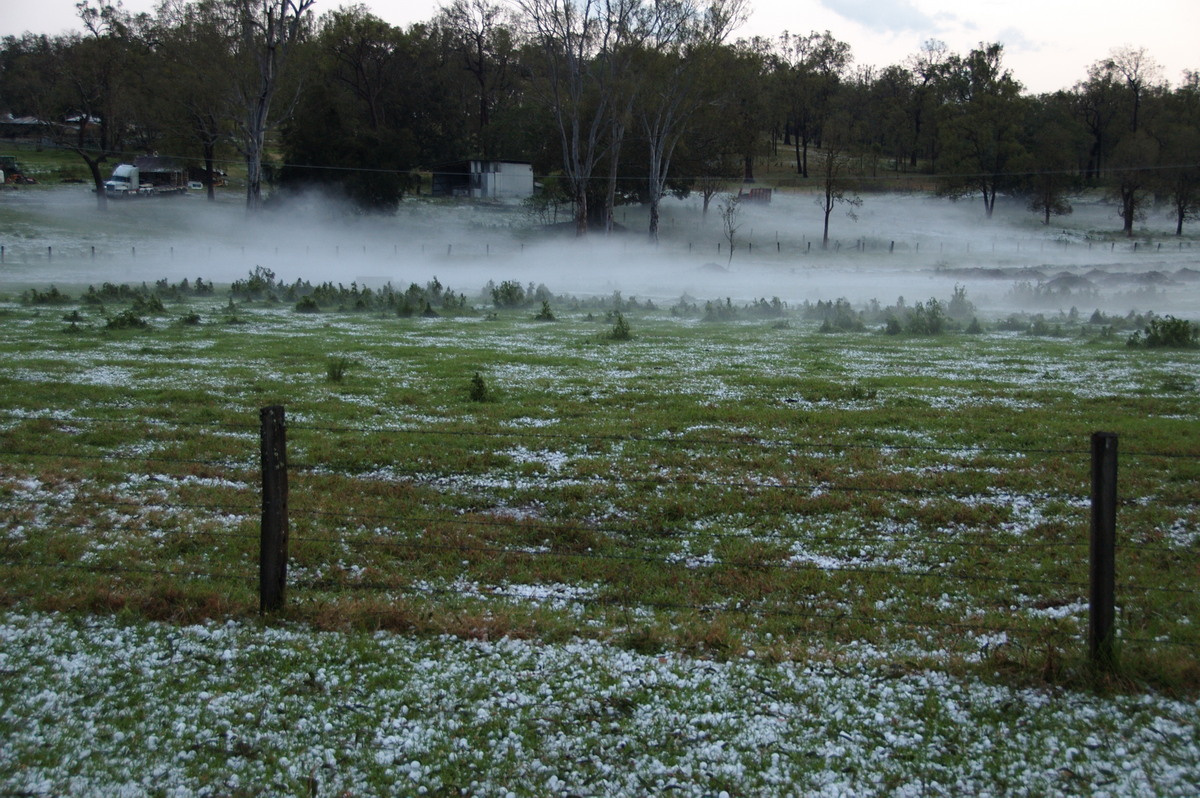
(1127, 316), (1199, 349)
(22, 285), (71, 305)
(847, 382), (878, 401)
(131, 294), (166, 314)
(179, 312), (202, 326)
(491, 280), (527, 308)
(813, 298), (864, 332)
(469, 372), (493, 402)
(905, 299), (946, 335)
(295, 296), (320, 313)
(326, 357), (351, 383)
(105, 310), (150, 330)
(606, 312), (632, 341)
(703, 299), (737, 322)
(534, 301), (556, 321)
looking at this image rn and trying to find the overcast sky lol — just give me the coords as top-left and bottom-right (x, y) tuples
(4, 0), (1196, 95)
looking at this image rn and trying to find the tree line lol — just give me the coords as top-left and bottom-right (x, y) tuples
(1, 0), (1197, 238)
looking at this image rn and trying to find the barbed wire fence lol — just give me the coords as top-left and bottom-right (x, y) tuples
(1, 231), (1194, 271)
(1, 406), (1197, 668)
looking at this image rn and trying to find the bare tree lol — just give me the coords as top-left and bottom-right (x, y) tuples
(718, 191), (740, 265)
(517, 0), (642, 236)
(153, 0), (239, 201)
(228, 0), (314, 212)
(1104, 45), (1162, 134)
(640, 0), (745, 242)
(437, 0), (517, 156)
(816, 125), (861, 248)
(27, 2), (152, 210)
(1109, 130), (1158, 237)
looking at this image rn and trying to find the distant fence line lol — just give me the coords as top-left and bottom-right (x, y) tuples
(0, 235), (1194, 271)
(1, 407), (1197, 669)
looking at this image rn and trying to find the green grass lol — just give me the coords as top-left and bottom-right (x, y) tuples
(0, 283), (1197, 694)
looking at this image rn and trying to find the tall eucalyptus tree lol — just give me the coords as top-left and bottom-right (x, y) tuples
(228, 0), (315, 212)
(936, 43), (1026, 218)
(639, 0), (745, 241)
(517, 0), (644, 235)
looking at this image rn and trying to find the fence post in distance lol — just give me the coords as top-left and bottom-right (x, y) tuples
(260, 405), (289, 613)
(1090, 431), (1118, 669)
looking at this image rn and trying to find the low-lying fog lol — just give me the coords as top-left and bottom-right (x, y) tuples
(2, 185), (1198, 319)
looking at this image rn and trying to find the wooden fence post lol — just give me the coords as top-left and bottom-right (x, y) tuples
(260, 405), (288, 613)
(1090, 431), (1118, 668)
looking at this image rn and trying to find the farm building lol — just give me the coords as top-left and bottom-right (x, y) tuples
(0, 114), (41, 140)
(132, 156), (187, 189)
(430, 160), (534, 200)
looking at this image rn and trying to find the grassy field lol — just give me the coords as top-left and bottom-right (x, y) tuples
(1, 178), (1198, 792)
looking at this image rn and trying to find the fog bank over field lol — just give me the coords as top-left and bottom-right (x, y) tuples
(2, 187), (1198, 318)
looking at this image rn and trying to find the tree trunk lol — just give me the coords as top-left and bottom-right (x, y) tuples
(203, 141), (217, 202)
(245, 147), (263, 212)
(743, 155), (754, 183)
(648, 198), (660, 243)
(82, 153), (108, 212)
(604, 119), (624, 234)
(574, 183), (588, 237)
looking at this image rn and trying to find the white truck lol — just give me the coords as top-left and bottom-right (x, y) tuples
(103, 158), (188, 198)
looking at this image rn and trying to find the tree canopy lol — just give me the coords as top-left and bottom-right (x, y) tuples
(0, 2), (1196, 234)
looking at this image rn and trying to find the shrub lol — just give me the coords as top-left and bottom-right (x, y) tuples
(534, 301), (556, 321)
(905, 299), (946, 335)
(703, 298), (737, 322)
(1128, 316), (1199, 348)
(814, 298), (864, 332)
(946, 284), (975, 322)
(606, 312), (632, 341)
(491, 280), (527, 308)
(22, 285), (71, 305)
(105, 310), (150, 330)
(295, 296), (321, 313)
(469, 372), (492, 402)
(131, 294), (166, 314)
(326, 357), (351, 383)
(179, 312), (202, 326)
(230, 266), (278, 301)
(748, 297), (786, 318)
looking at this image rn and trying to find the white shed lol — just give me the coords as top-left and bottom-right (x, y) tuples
(431, 160), (534, 200)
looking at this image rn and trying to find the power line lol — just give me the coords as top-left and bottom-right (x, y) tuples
(28, 140), (1200, 186)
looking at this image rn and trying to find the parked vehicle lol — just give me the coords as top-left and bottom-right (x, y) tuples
(103, 157), (187, 198)
(1, 155), (35, 184)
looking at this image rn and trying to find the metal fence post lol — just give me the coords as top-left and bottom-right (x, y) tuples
(260, 405), (288, 613)
(1090, 431), (1118, 668)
